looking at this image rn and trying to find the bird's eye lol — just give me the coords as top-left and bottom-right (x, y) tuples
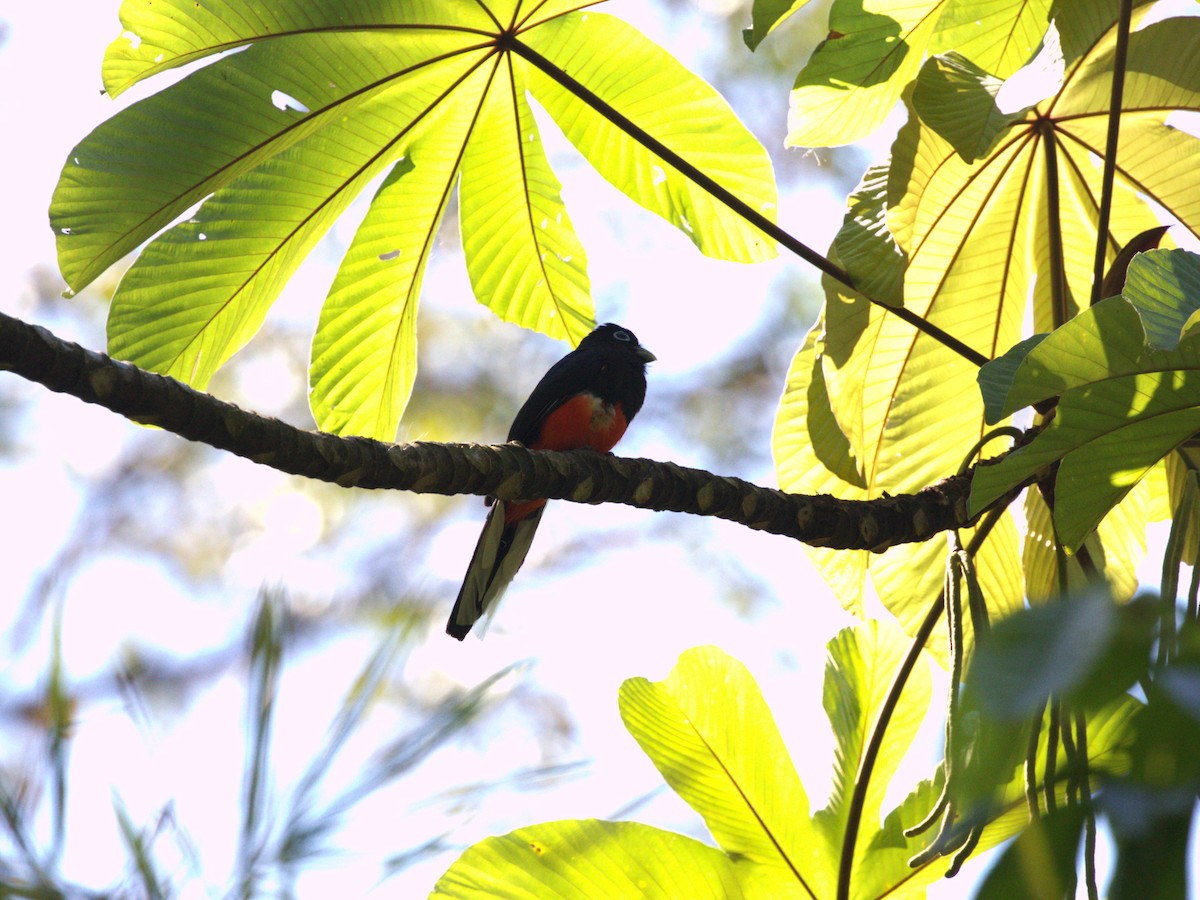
(613, 330), (631, 342)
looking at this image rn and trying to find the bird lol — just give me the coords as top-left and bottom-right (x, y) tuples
(447, 323), (655, 640)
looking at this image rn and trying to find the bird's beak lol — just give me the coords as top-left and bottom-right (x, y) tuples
(637, 345), (657, 363)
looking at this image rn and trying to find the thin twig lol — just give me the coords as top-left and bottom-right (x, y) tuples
(1039, 117), (1071, 329)
(1076, 711), (1099, 900)
(836, 507), (1007, 900)
(1090, 0), (1135, 305)
(505, 36), (990, 368)
(1044, 701), (1060, 815)
(1024, 703), (1043, 819)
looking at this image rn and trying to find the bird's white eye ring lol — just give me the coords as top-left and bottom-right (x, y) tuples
(614, 330), (631, 342)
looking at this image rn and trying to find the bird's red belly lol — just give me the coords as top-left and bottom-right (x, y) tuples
(504, 394), (629, 525)
(533, 393), (629, 453)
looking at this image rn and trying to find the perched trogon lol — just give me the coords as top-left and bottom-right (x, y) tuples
(447, 323), (655, 639)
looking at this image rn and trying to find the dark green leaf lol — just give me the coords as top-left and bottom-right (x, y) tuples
(967, 591), (1153, 720)
(978, 334), (1049, 425)
(1102, 782), (1194, 900)
(743, 0), (816, 51)
(971, 294), (1200, 547)
(974, 806), (1084, 900)
(1122, 248), (1200, 350)
(913, 52), (1028, 164)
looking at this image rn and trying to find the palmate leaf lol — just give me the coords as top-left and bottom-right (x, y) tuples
(891, 0), (1200, 348)
(521, 13), (777, 264)
(773, 311), (870, 615)
(52, 1), (776, 440)
(775, 1), (1195, 613)
(619, 632), (985, 899)
(774, 167), (1023, 651)
(973, 253), (1200, 548)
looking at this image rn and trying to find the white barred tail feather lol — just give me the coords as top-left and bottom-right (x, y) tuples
(446, 501), (545, 640)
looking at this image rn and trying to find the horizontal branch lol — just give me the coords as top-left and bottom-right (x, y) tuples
(1, 311), (978, 551)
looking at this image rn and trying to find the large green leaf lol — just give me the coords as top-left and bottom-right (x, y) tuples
(773, 312), (869, 614)
(437, 629), (1141, 897)
(53, 1), (777, 439)
(912, 50), (1043, 165)
(891, 1), (1198, 348)
(972, 283), (1200, 548)
(930, 0), (1051, 78)
(102, 39), (478, 392)
(101, 0), (497, 98)
(431, 820), (748, 900)
(308, 109), (470, 441)
(827, 154), (1008, 506)
(784, 0), (1053, 148)
(618, 647), (828, 894)
(786, 0), (941, 148)
(460, 55), (593, 343)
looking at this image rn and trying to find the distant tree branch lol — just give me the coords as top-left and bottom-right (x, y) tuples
(1, 311), (985, 551)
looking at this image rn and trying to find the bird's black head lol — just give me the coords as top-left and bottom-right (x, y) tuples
(580, 323), (656, 363)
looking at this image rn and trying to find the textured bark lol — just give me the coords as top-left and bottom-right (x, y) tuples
(1, 311), (985, 551)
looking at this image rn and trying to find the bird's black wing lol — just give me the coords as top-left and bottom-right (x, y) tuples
(505, 346), (599, 444)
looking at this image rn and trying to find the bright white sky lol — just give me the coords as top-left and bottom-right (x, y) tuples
(1, 2), (1190, 897)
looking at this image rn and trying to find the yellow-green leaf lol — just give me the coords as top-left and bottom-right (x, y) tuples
(309, 96), (476, 440)
(522, 13), (778, 263)
(786, 0), (940, 148)
(618, 647), (829, 892)
(930, 0), (1051, 78)
(460, 54), (593, 344)
(432, 820), (748, 900)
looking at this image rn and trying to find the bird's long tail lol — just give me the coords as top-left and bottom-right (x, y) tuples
(446, 501), (545, 640)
